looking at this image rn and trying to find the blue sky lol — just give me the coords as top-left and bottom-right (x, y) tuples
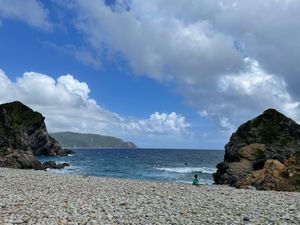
(0, 0), (299, 149)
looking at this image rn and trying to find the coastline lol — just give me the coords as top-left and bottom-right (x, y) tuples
(37, 148), (222, 185)
(0, 168), (299, 224)
(62, 147), (224, 151)
(59, 147), (137, 149)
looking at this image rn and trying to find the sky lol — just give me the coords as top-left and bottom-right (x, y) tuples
(0, 0), (299, 149)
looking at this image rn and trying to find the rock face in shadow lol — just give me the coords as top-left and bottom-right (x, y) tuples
(0, 101), (73, 170)
(213, 109), (300, 191)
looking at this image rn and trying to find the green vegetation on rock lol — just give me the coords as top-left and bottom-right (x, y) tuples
(50, 132), (137, 149)
(0, 101), (44, 129)
(0, 147), (9, 156)
(243, 109), (298, 145)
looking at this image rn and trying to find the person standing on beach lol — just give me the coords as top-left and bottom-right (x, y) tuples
(192, 174), (199, 186)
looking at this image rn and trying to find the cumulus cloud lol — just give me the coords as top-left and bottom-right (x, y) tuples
(122, 112), (190, 135)
(216, 58), (300, 125)
(0, 0), (52, 30)
(57, 0), (300, 133)
(0, 69), (191, 147)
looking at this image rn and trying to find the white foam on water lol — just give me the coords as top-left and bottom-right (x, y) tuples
(155, 166), (217, 174)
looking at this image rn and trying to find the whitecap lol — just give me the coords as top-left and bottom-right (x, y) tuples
(155, 166), (216, 174)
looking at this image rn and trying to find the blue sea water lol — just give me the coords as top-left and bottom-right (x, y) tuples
(38, 149), (224, 184)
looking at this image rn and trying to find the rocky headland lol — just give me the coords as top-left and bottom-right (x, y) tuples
(214, 109), (300, 191)
(0, 101), (73, 170)
(51, 131), (137, 149)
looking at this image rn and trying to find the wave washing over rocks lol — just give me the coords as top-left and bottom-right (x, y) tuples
(0, 168), (299, 225)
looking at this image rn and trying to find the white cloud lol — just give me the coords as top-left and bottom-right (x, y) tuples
(122, 112), (191, 135)
(0, 0), (52, 30)
(71, 49), (101, 70)
(216, 58), (300, 124)
(69, 0), (243, 83)
(58, 0), (300, 133)
(0, 68), (191, 147)
(57, 74), (90, 100)
(219, 117), (236, 135)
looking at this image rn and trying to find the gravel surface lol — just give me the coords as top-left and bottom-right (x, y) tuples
(0, 168), (299, 225)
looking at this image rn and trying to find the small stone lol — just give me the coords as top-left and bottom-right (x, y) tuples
(107, 213), (113, 220)
(243, 216), (250, 222)
(180, 210), (187, 216)
(59, 219), (68, 224)
(89, 213), (97, 218)
(12, 220), (24, 224)
(89, 220), (98, 225)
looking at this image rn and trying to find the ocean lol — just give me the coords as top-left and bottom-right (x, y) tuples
(38, 149), (224, 185)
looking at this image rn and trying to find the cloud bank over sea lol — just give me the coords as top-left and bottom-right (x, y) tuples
(0, 69), (191, 147)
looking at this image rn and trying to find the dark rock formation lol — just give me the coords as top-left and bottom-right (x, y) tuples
(0, 148), (45, 169)
(213, 109), (300, 191)
(43, 161), (70, 169)
(0, 101), (73, 170)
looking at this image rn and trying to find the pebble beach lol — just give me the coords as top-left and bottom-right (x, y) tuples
(0, 168), (299, 225)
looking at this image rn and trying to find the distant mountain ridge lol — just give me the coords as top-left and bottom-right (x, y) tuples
(50, 132), (137, 149)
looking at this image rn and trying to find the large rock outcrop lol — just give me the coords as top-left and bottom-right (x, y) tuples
(0, 101), (73, 169)
(213, 109), (300, 191)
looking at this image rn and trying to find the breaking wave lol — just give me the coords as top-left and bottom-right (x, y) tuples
(155, 166), (216, 174)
